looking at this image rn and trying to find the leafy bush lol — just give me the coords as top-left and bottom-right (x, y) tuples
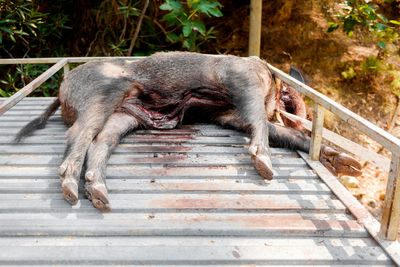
(340, 56), (386, 80)
(341, 66), (357, 79)
(0, 0), (71, 57)
(0, 0), (71, 97)
(0, 64), (63, 97)
(327, 0), (400, 49)
(360, 55), (385, 74)
(160, 0), (222, 51)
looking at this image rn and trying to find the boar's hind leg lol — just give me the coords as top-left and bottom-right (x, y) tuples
(58, 107), (109, 205)
(84, 112), (139, 212)
(267, 123), (362, 177)
(215, 112), (362, 177)
(214, 109), (272, 180)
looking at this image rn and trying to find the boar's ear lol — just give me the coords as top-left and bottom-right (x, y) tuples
(289, 66), (307, 85)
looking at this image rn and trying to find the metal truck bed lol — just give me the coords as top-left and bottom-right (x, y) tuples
(0, 97), (396, 265)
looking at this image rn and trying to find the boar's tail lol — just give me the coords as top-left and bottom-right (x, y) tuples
(14, 98), (61, 143)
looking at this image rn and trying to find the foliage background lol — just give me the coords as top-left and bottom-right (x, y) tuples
(0, 0), (228, 96)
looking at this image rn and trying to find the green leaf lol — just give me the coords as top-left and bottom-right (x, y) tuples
(376, 23), (387, 31)
(13, 30), (29, 36)
(0, 26), (13, 35)
(206, 26), (217, 36)
(0, 89), (9, 97)
(194, 1), (223, 17)
(378, 14), (389, 23)
(27, 26), (38, 37)
(183, 38), (195, 51)
(167, 32), (179, 42)
(366, 4), (376, 11)
(367, 12), (377, 21)
(160, 0), (183, 11)
(183, 22), (193, 37)
(327, 22), (339, 32)
(0, 32), (2, 44)
(18, 10), (26, 20)
(360, 5), (376, 20)
(208, 7), (223, 17)
(161, 13), (178, 25)
(192, 20), (206, 35)
(390, 20), (400, 25)
(9, 33), (16, 42)
(0, 19), (16, 24)
(343, 18), (358, 33)
(377, 41), (386, 49)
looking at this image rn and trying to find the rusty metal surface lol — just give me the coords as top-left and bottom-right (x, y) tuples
(0, 98), (394, 265)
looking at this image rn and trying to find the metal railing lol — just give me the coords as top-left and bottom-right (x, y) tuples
(1, 56), (400, 242)
(268, 64), (400, 242)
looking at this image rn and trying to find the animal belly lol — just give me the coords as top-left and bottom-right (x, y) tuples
(119, 90), (231, 129)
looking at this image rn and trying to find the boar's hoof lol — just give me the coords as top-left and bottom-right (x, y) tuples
(249, 145), (274, 180)
(85, 182), (111, 212)
(62, 178), (79, 205)
(320, 146), (362, 177)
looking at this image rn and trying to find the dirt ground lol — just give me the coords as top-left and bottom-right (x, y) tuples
(210, 0), (400, 221)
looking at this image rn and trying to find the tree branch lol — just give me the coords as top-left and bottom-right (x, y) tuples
(128, 0), (149, 56)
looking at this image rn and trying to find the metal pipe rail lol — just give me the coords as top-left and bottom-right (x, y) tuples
(267, 64), (400, 241)
(0, 56), (400, 241)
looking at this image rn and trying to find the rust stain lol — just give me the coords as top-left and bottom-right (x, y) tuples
(232, 250), (241, 259)
(138, 135), (195, 140)
(131, 146), (192, 153)
(159, 213), (362, 233)
(150, 181), (236, 191)
(135, 129), (198, 135)
(146, 166), (230, 176)
(131, 155), (187, 164)
(152, 197), (300, 210)
(125, 135), (195, 143)
(153, 183), (233, 191)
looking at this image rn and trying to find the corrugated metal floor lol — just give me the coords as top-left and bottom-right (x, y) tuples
(0, 98), (394, 265)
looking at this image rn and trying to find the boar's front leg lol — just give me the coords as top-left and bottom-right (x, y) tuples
(223, 70), (275, 180)
(84, 112), (139, 212)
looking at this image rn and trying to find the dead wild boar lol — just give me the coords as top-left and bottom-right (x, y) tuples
(15, 52), (361, 212)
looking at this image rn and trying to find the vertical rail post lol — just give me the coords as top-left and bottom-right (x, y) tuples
(63, 63), (70, 74)
(380, 152), (400, 240)
(249, 0), (262, 56)
(309, 103), (324, 161)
